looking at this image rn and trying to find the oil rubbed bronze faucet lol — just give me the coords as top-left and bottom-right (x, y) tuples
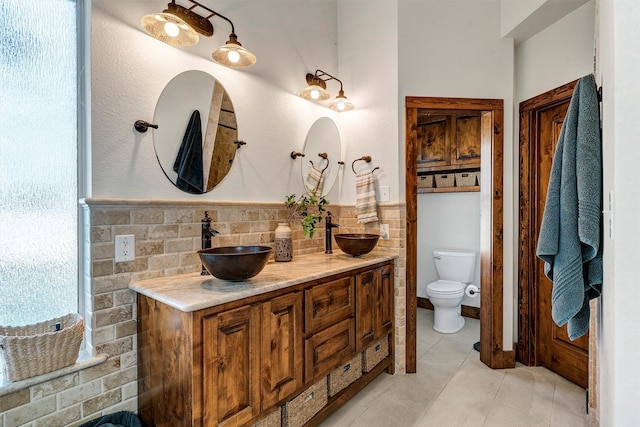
(201, 211), (220, 275)
(325, 211), (340, 254)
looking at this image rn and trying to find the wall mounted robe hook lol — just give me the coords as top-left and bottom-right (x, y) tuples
(234, 140), (247, 149)
(134, 120), (158, 133)
(291, 151), (305, 159)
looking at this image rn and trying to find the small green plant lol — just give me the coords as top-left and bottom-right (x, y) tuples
(285, 193), (329, 238)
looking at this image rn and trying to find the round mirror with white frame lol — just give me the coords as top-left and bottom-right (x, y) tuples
(153, 70), (238, 194)
(300, 117), (341, 196)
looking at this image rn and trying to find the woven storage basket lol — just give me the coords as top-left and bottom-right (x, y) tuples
(0, 313), (83, 382)
(250, 407), (281, 427)
(417, 174), (434, 189)
(362, 335), (389, 373)
(454, 172), (477, 187)
(328, 355), (363, 397)
(282, 378), (327, 427)
(434, 174), (454, 188)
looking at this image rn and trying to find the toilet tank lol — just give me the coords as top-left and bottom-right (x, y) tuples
(433, 249), (476, 283)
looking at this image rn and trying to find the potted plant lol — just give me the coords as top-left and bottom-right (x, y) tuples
(284, 192), (329, 239)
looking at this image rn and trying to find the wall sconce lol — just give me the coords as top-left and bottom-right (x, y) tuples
(298, 69), (355, 112)
(141, 0), (256, 68)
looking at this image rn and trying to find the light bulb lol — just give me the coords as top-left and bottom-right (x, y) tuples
(310, 89), (320, 99)
(227, 50), (240, 63)
(164, 21), (179, 37)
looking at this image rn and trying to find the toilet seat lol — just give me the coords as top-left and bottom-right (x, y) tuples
(426, 280), (465, 296)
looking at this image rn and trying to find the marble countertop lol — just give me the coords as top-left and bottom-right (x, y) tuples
(129, 249), (398, 312)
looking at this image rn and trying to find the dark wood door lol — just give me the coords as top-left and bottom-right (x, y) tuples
(519, 80), (588, 389)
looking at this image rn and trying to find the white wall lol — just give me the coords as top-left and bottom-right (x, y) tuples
(398, 0), (515, 349)
(417, 193), (481, 308)
(336, 0), (399, 206)
(91, 0), (341, 202)
(599, 0), (640, 424)
(513, 0), (595, 343)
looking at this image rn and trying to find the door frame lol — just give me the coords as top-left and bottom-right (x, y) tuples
(405, 96), (512, 371)
(517, 79), (578, 365)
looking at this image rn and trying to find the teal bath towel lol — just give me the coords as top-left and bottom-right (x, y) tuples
(536, 74), (603, 340)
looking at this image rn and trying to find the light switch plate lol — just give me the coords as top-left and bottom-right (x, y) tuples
(379, 186), (390, 202)
(115, 235), (135, 262)
(380, 224), (389, 240)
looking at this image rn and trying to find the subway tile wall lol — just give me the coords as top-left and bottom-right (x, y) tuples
(0, 199), (405, 426)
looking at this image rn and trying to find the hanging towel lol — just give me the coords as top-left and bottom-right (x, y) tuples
(173, 110), (204, 194)
(355, 172), (379, 224)
(536, 74), (603, 340)
(304, 163), (325, 196)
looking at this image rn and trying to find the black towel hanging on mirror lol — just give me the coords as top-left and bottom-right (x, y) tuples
(173, 110), (204, 194)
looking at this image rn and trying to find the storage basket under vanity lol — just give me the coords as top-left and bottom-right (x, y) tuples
(282, 378), (327, 427)
(250, 407), (281, 427)
(434, 173), (455, 188)
(0, 313), (84, 382)
(362, 335), (390, 373)
(328, 354), (363, 397)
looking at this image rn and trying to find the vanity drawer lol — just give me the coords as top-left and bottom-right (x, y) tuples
(304, 317), (355, 382)
(304, 276), (355, 334)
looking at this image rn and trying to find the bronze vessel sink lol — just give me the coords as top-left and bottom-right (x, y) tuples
(198, 245), (273, 281)
(334, 234), (379, 256)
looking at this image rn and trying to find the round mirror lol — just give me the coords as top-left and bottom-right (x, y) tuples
(153, 70), (237, 194)
(300, 117), (341, 196)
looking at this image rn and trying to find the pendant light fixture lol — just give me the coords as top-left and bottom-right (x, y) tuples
(141, 0), (256, 68)
(298, 70), (355, 111)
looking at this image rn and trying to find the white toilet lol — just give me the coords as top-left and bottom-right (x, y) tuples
(426, 249), (476, 333)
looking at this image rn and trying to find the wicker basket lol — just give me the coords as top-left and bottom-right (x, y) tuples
(0, 313), (84, 382)
(282, 378), (327, 427)
(250, 408), (281, 427)
(434, 174), (454, 188)
(362, 335), (389, 373)
(454, 172), (477, 187)
(417, 174), (434, 189)
(328, 355), (362, 397)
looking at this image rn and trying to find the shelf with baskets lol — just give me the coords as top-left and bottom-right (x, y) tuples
(417, 168), (480, 193)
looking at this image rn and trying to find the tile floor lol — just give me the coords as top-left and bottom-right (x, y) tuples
(320, 308), (589, 427)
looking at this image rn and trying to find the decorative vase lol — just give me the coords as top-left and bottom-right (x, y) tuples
(274, 222), (293, 262)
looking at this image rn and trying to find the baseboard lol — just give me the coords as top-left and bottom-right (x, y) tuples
(417, 297), (480, 320)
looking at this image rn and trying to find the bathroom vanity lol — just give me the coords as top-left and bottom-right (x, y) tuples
(130, 250), (396, 427)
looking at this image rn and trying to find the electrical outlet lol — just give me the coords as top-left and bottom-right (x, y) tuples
(380, 224), (389, 240)
(115, 234), (135, 262)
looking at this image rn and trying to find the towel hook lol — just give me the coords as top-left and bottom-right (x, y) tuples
(134, 120), (158, 133)
(291, 151), (305, 159)
(233, 140), (247, 149)
(351, 156), (379, 174)
(310, 153), (330, 173)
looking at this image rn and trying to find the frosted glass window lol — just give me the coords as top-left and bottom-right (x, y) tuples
(0, 0), (78, 327)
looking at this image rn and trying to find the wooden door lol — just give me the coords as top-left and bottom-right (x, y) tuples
(519, 80), (588, 389)
(375, 264), (394, 339)
(355, 269), (376, 350)
(203, 304), (261, 427)
(261, 292), (303, 408)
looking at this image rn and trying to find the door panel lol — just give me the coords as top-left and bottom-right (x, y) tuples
(534, 98), (589, 389)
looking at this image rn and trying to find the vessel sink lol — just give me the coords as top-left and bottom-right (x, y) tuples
(198, 245), (273, 281)
(334, 234), (379, 256)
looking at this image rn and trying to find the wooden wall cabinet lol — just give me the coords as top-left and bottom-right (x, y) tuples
(137, 260), (394, 427)
(417, 112), (481, 170)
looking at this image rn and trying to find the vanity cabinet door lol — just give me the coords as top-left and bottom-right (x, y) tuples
(261, 292), (304, 408)
(376, 264), (394, 339)
(203, 304), (261, 427)
(356, 264), (394, 350)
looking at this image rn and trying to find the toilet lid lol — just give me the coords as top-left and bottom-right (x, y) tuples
(427, 280), (465, 294)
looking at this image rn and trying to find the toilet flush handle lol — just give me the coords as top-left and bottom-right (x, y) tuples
(433, 255), (441, 260)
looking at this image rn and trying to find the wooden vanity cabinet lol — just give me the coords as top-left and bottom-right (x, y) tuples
(137, 260), (394, 427)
